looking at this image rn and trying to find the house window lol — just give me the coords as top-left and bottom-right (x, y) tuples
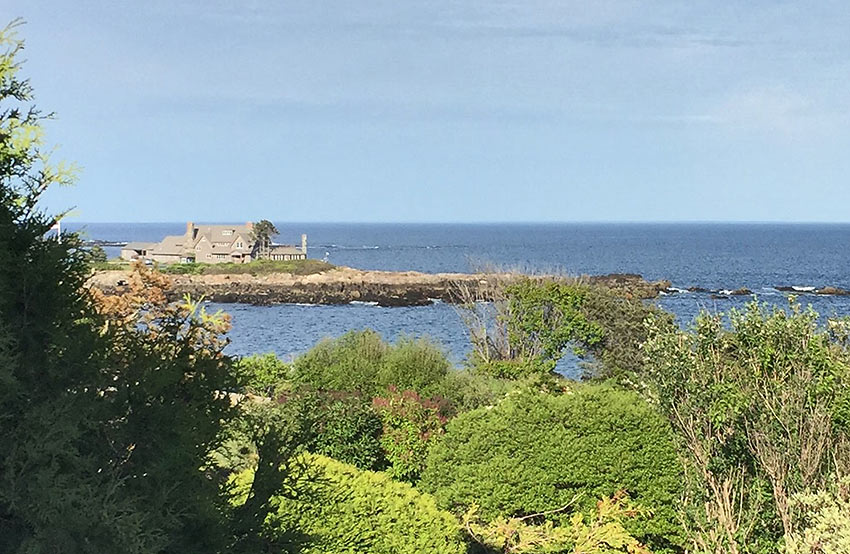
(236, 241), (243, 248)
(206, 254), (211, 259)
(222, 230), (233, 236)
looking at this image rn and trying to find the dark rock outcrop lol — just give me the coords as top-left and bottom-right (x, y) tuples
(815, 286), (850, 296)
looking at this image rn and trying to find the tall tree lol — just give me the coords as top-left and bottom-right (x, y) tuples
(0, 21), (277, 553)
(250, 219), (279, 259)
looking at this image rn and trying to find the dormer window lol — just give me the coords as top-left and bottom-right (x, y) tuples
(222, 230), (233, 236)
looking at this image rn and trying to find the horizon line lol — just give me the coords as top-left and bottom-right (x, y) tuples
(61, 219), (850, 226)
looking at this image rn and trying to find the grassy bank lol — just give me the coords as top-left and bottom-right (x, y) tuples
(94, 258), (334, 276)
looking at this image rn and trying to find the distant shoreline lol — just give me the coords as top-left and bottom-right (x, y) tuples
(89, 266), (670, 308)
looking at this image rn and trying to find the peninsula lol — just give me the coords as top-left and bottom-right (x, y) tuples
(89, 264), (671, 307)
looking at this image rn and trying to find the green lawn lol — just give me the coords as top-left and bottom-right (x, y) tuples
(92, 258), (334, 276)
(159, 258), (334, 276)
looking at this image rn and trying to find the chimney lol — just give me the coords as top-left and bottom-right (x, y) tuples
(246, 221), (254, 230)
(186, 221), (194, 239)
(301, 234), (308, 255)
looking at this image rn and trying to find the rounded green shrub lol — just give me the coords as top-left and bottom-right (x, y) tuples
(236, 352), (291, 396)
(420, 384), (685, 552)
(266, 455), (467, 554)
(291, 330), (451, 397)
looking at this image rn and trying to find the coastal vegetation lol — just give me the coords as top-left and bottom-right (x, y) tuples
(93, 257), (333, 276)
(3, 20), (850, 554)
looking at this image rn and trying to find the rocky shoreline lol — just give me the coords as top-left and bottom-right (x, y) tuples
(89, 267), (671, 307)
(666, 284), (850, 299)
(89, 266), (850, 307)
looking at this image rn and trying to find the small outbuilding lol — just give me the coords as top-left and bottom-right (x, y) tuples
(120, 242), (156, 261)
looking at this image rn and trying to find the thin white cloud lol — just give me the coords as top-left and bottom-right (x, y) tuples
(707, 87), (849, 139)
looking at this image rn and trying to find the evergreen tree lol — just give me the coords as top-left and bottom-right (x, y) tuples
(0, 21), (259, 553)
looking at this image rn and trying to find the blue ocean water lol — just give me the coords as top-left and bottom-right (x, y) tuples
(72, 222), (850, 364)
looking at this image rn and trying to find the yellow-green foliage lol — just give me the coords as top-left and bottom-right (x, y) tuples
(262, 455), (467, 554)
(236, 352), (291, 396)
(463, 492), (652, 554)
(785, 477), (850, 554)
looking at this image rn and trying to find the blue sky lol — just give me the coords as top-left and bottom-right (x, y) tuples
(8, 1), (850, 222)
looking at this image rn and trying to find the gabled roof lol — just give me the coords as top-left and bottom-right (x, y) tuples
(192, 225), (253, 244)
(151, 235), (187, 255)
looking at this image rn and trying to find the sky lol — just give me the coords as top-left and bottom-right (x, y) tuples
(6, 1), (850, 223)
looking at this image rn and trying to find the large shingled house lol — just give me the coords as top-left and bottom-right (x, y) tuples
(145, 222), (307, 264)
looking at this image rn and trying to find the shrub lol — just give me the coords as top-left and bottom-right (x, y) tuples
(379, 335), (453, 396)
(643, 300), (850, 553)
(372, 387), (449, 482)
(311, 396), (386, 471)
(430, 369), (518, 413)
(261, 455), (467, 554)
(420, 384), (685, 552)
(291, 330), (451, 397)
(463, 490), (652, 554)
(291, 330), (387, 394)
(785, 476), (850, 554)
(236, 352), (290, 396)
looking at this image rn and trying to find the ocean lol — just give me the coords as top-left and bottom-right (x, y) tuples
(71, 222), (850, 368)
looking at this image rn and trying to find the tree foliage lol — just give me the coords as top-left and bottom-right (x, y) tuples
(578, 284), (674, 380)
(642, 300), (850, 553)
(459, 278), (604, 378)
(250, 219), (279, 259)
(420, 384), (685, 552)
(0, 25), (292, 551)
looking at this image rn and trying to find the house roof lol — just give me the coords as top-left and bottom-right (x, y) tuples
(192, 225), (253, 244)
(150, 235), (187, 255)
(148, 223), (262, 258)
(269, 245), (304, 255)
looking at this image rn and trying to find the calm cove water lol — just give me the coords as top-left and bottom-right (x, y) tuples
(71, 222), (850, 369)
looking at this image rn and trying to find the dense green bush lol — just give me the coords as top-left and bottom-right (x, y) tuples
(373, 387), (449, 482)
(259, 455), (467, 554)
(235, 352), (291, 396)
(291, 330), (451, 397)
(430, 369), (518, 413)
(310, 395), (387, 471)
(420, 384), (685, 552)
